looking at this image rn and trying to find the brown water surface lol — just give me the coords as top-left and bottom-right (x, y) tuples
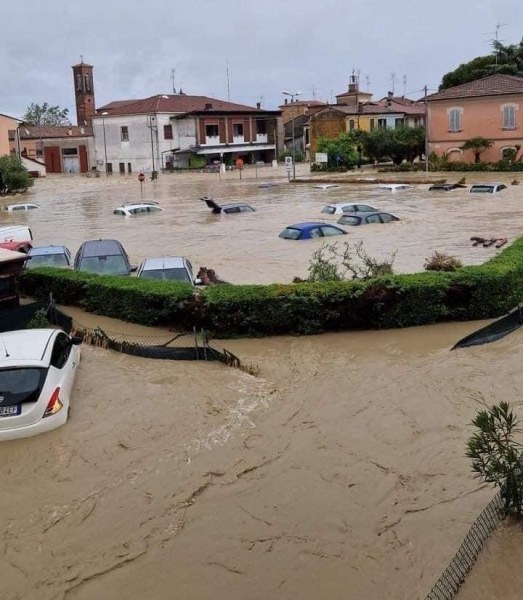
(1, 170), (522, 599)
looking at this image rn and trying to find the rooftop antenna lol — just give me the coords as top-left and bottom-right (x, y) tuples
(80, 54), (84, 64)
(390, 72), (397, 95)
(171, 68), (176, 94)
(402, 74), (407, 97)
(226, 59), (231, 101)
(484, 22), (508, 65)
(365, 75), (371, 92)
(312, 83), (317, 100)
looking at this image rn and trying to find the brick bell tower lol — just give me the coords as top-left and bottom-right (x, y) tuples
(72, 58), (95, 126)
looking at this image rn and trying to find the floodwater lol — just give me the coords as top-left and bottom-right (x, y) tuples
(1, 168), (522, 599)
(3, 166), (523, 283)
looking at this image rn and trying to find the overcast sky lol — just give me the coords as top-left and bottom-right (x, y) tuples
(1, 0), (522, 121)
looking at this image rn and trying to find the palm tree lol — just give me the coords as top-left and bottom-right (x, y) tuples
(461, 137), (493, 164)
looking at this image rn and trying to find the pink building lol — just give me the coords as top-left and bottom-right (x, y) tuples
(0, 113), (21, 157)
(426, 74), (523, 163)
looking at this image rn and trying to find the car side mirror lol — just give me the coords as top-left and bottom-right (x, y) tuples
(70, 335), (83, 346)
(194, 278), (202, 285)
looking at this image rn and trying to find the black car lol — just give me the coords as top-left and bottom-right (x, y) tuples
(74, 239), (134, 275)
(200, 197), (255, 214)
(428, 183), (467, 191)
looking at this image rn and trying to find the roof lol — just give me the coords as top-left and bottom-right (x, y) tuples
(141, 256), (187, 270)
(29, 246), (68, 256)
(279, 100), (327, 108)
(0, 113), (22, 123)
(97, 94), (275, 117)
(288, 222), (332, 229)
(426, 74), (523, 101)
(0, 329), (54, 362)
(17, 125), (93, 139)
(311, 99), (424, 118)
(78, 239), (124, 257)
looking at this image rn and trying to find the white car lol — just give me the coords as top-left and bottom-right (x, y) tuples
(113, 202), (163, 216)
(378, 184), (414, 191)
(313, 184), (341, 190)
(136, 256), (200, 285)
(4, 203), (40, 211)
(469, 183), (507, 194)
(0, 329), (81, 441)
(321, 202), (377, 215)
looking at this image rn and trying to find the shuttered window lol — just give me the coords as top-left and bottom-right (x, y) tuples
(502, 105), (516, 129)
(448, 109), (462, 132)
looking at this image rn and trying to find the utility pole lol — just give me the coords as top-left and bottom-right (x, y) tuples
(171, 68), (176, 94)
(424, 85), (429, 174)
(226, 60), (231, 101)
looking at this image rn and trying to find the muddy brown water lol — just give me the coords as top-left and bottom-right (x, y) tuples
(1, 169), (523, 599)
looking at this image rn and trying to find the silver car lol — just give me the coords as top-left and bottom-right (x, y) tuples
(136, 256), (200, 285)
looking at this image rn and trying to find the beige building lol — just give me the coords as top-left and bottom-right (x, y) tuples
(0, 113), (21, 157)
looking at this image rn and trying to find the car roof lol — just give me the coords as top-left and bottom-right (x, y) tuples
(222, 203), (252, 209)
(0, 329), (55, 363)
(287, 222), (334, 230)
(78, 239), (125, 256)
(141, 256), (187, 270)
(29, 245), (68, 256)
(326, 203), (366, 209)
(470, 183), (503, 187)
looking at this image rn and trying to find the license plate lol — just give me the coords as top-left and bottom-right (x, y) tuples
(0, 405), (21, 417)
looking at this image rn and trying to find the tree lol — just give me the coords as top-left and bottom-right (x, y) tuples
(440, 39), (523, 89)
(461, 137), (493, 163)
(23, 103), (71, 126)
(0, 155), (34, 194)
(316, 133), (358, 168)
(466, 402), (523, 517)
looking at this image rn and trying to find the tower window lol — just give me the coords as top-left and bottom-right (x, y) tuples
(121, 126), (129, 141)
(84, 74), (91, 92)
(76, 74), (82, 92)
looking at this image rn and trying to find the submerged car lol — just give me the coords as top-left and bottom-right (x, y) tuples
(27, 245), (72, 269)
(313, 184), (341, 190)
(0, 329), (81, 441)
(428, 183), (467, 191)
(136, 256), (200, 285)
(321, 202), (377, 215)
(337, 212), (400, 226)
(200, 197), (255, 214)
(469, 183), (507, 194)
(279, 222), (347, 240)
(113, 202), (163, 216)
(378, 184), (413, 191)
(74, 239), (134, 275)
(4, 203), (40, 211)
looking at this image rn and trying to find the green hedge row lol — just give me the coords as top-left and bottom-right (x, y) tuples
(20, 239), (523, 337)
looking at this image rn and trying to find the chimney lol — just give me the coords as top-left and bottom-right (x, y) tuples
(358, 102), (364, 113)
(204, 102), (213, 110)
(348, 71), (359, 94)
(285, 98), (288, 104)
(256, 101), (261, 109)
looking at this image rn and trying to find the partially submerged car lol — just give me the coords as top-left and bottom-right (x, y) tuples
(279, 222), (347, 240)
(113, 202), (163, 216)
(136, 256), (200, 285)
(27, 246), (72, 269)
(337, 212), (400, 226)
(4, 203), (40, 211)
(378, 184), (413, 191)
(313, 184), (341, 190)
(428, 183), (467, 191)
(74, 239), (134, 275)
(200, 197), (255, 214)
(469, 183), (507, 194)
(0, 226), (33, 253)
(0, 329), (81, 441)
(321, 202), (377, 215)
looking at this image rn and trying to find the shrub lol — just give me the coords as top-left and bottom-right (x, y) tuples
(424, 251), (463, 272)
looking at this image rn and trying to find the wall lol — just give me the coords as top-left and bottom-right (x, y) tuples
(428, 94), (523, 162)
(310, 110), (346, 153)
(0, 114), (20, 156)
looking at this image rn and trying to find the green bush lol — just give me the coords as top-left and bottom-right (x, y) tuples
(0, 154), (34, 193)
(19, 238), (523, 337)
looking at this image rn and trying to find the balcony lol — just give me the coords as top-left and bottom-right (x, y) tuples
(256, 134), (268, 143)
(204, 135), (220, 145)
(233, 135), (245, 144)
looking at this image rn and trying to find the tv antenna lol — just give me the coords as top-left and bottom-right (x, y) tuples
(171, 68), (176, 94)
(226, 59), (231, 101)
(403, 74), (407, 97)
(390, 72), (397, 94)
(365, 75), (371, 92)
(484, 22), (508, 65)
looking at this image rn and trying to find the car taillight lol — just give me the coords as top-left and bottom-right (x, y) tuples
(43, 387), (63, 417)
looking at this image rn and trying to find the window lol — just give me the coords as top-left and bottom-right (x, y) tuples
(106, 163), (113, 174)
(502, 105), (516, 130)
(121, 126), (129, 141)
(127, 163), (132, 174)
(321, 206), (335, 215)
(395, 118), (404, 127)
(309, 228), (322, 238)
(50, 333), (72, 369)
(76, 74), (82, 92)
(119, 162), (125, 174)
(377, 119), (387, 129)
(320, 226), (344, 237)
(370, 119), (375, 130)
(62, 148), (78, 156)
(206, 124), (219, 137)
(448, 108), (462, 132)
(84, 74), (91, 92)
(233, 123), (244, 137)
(338, 215), (360, 226)
(164, 125), (173, 139)
(256, 120), (267, 134)
(379, 213), (396, 223)
(349, 119), (355, 131)
(365, 214), (382, 224)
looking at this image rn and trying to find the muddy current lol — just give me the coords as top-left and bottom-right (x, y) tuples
(1, 168), (523, 599)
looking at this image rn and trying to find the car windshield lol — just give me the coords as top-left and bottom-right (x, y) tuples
(140, 268), (192, 283)
(338, 215), (361, 225)
(0, 367), (48, 406)
(279, 228), (301, 240)
(470, 186), (495, 193)
(78, 255), (129, 275)
(321, 206), (335, 214)
(28, 254), (69, 268)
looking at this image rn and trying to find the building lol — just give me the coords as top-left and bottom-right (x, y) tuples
(92, 95), (282, 173)
(426, 74), (523, 162)
(308, 75), (424, 155)
(0, 113), (22, 157)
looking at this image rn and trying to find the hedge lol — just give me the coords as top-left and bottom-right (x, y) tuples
(19, 238), (523, 337)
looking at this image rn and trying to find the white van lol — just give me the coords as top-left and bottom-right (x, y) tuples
(0, 225), (33, 243)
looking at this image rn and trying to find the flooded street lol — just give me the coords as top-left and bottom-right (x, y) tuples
(1, 169), (523, 599)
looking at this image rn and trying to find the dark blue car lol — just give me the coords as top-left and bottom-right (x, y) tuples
(279, 222), (347, 240)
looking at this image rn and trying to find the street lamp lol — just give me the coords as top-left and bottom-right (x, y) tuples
(101, 111), (109, 176)
(282, 90), (302, 181)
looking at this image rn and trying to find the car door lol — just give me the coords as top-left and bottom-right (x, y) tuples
(365, 214), (382, 224)
(320, 225), (345, 237)
(50, 332), (79, 404)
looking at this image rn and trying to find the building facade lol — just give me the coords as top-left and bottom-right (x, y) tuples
(426, 74), (523, 162)
(0, 113), (22, 157)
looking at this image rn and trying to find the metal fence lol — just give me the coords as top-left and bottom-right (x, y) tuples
(71, 322), (241, 367)
(425, 492), (504, 599)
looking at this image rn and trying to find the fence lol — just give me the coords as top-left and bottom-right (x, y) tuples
(71, 322), (241, 366)
(452, 305), (523, 350)
(424, 492), (504, 599)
